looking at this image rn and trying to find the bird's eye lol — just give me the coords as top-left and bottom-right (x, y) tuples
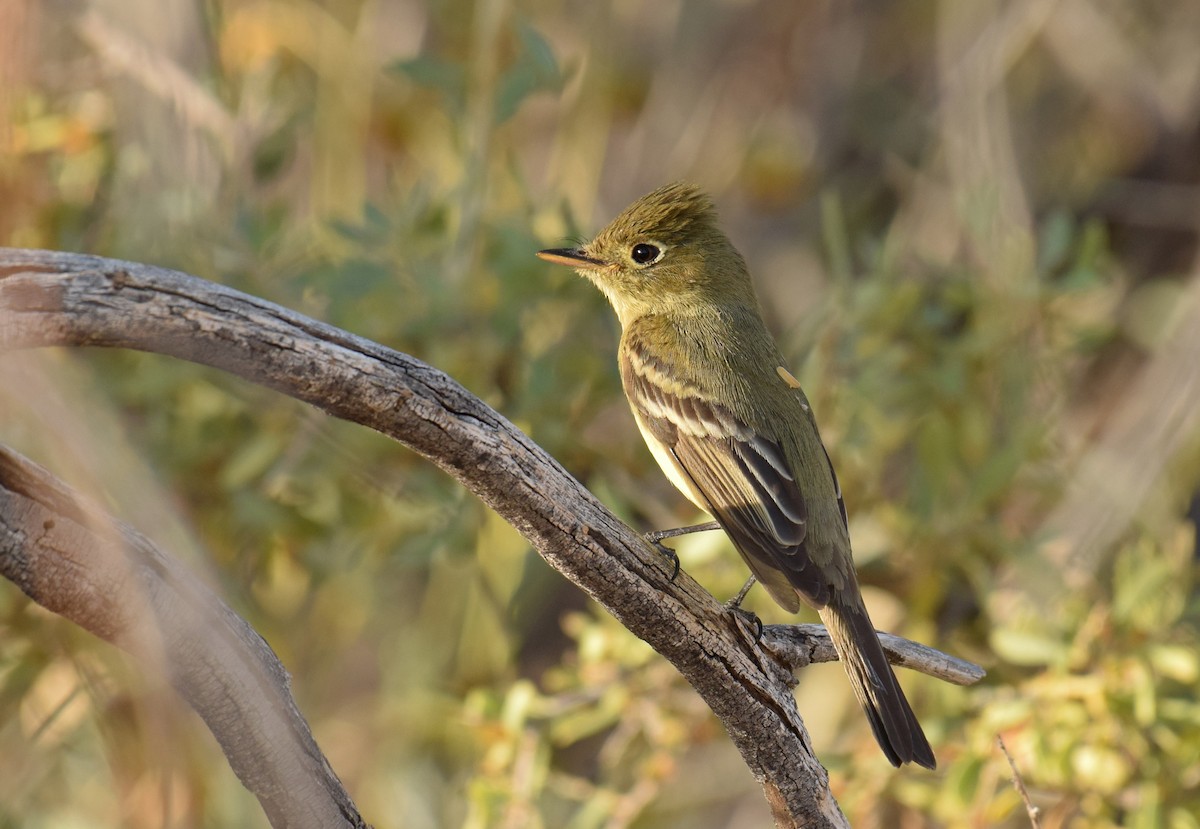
(631, 243), (661, 265)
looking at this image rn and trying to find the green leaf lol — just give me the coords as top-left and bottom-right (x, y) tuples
(990, 626), (1067, 667)
(494, 22), (563, 124)
(1037, 209), (1075, 275)
(389, 55), (466, 114)
(1150, 644), (1199, 684)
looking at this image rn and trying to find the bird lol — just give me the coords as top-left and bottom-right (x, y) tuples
(536, 182), (936, 769)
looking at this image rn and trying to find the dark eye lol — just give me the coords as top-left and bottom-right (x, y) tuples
(631, 243), (660, 264)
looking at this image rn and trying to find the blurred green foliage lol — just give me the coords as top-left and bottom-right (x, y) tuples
(3, 1), (1200, 828)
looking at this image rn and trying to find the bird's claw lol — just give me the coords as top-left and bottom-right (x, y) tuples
(726, 604), (764, 642)
(646, 537), (681, 581)
(643, 522), (721, 583)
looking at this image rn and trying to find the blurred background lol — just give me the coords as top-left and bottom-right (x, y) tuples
(2, 0), (1200, 826)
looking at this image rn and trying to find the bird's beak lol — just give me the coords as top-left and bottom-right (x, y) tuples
(536, 248), (607, 270)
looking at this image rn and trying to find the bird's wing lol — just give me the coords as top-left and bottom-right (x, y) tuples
(621, 347), (832, 609)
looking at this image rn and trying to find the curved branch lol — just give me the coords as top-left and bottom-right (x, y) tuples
(0, 248), (982, 828)
(0, 446), (367, 829)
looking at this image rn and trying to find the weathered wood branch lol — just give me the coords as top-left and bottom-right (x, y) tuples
(0, 248), (983, 828)
(762, 625), (984, 687)
(0, 446), (368, 829)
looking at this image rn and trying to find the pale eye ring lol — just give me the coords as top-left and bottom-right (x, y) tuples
(630, 242), (662, 265)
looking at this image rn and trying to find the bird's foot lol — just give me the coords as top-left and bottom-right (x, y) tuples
(727, 605), (764, 642)
(645, 536), (681, 581)
(643, 521), (718, 582)
(724, 576), (762, 641)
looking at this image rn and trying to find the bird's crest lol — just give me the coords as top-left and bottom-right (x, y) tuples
(597, 182), (716, 244)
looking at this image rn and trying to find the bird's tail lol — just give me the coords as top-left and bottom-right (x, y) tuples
(818, 595), (936, 769)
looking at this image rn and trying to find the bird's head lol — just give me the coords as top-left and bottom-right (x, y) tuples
(537, 182), (754, 325)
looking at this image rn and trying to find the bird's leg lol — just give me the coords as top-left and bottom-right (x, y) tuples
(725, 576), (763, 641)
(646, 521), (722, 544)
(644, 521), (721, 581)
(726, 575), (757, 610)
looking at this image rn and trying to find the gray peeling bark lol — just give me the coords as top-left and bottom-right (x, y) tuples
(0, 249), (981, 828)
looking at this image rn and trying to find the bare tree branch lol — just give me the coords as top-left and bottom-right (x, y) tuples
(0, 248), (983, 828)
(997, 735), (1042, 828)
(0, 445), (368, 829)
(762, 625), (986, 687)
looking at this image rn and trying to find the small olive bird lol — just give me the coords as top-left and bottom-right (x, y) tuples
(536, 182), (935, 769)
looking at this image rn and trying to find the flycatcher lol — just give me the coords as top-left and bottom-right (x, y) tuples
(536, 182), (935, 769)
